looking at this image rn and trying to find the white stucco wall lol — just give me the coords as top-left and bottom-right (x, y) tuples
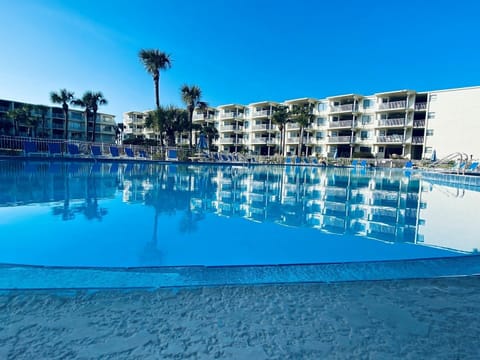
(426, 87), (480, 160)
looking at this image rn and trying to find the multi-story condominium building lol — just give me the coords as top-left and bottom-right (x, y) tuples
(0, 98), (117, 143)
(124, 86), (479, 160)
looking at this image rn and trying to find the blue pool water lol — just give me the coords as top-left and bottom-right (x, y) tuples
(0, 160), (479, 288)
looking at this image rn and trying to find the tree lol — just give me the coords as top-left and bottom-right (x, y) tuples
(202, 123), (219, 149)
(50, 89), (75, 140)
(272, 105), (290, 156)
(6, 105), (35, 137)
(139, 49), (172, 109)
(73, 91), (108, 142)
(145, 107), (166, 146)
(181, 84), (202, 148)
(292, 103), (315, 156)
(35, 105), (49, 138)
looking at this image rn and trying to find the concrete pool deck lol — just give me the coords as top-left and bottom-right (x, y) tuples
(1, 276), (479, 359)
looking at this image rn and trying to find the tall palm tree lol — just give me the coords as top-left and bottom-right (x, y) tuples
(292, 103), (315, 156)
(50, 89), (74, 140)
(87, 91), (107, 142)
(139, 49), (172, 109)
(272, 105), (290, 156)
(73, 91), (107, 142)
(202, 123), (219, 150)
(35, 105), (49, 138)
(181, 84), (202, 148)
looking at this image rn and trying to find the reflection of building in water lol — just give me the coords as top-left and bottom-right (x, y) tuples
(0, 161), (118, 206)
(187, 165), (425, 245)
(0, 161), (426, 245)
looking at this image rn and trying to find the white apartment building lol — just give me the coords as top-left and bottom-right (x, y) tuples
(125, 86), (480, 160)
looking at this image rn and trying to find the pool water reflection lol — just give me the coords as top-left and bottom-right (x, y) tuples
(0, 161), (479, 268)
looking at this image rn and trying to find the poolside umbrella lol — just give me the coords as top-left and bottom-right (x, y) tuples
(198, 133), (208, 150)
(431, 149), (437, 162)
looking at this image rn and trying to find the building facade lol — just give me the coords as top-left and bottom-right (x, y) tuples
(0, 98), (117, 143)
(123, 86), (479, 160)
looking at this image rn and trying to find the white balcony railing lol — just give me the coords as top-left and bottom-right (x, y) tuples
(412, 136), (424, 144)
(252, 124), (274, 131)
(413, 120), (425, 127)
(376, 135), (404, 143)
(378, 100), (406, 110)
(377, 118), (405, 127)
(330, 104), (355, 112)
(328, 136), (351, 143)
(252, 110), (271, 117)
(329, 120), (353, 128)
(414, 103), (427, 110)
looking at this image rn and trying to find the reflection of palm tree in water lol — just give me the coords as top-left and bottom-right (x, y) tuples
(82, 168), (107, 220)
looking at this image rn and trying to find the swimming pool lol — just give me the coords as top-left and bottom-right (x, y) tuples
(1, 160), (479, 288)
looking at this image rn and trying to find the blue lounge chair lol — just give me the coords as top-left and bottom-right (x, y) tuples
(467, 162), (479, 172)
(311, 158), (319, 165)
(48, 142), (63, 157)
(139, 150), (148, 159)
(23, 141), (42, 156)
(352, 159), (358, 167)
(285, 157), (292, 165)
(360, 160), (367, 168)
(404, 160), (413, 169)
(67, 143), (80, 157)
(125, 148), (135, 158)
(166, 148), (178, 161)
(91, 145), (103, 157)
(294, 156), (301, 164)
(109, 146), (120, 157)
(213, 153), (220, 161)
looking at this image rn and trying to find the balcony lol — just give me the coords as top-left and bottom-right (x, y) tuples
(252, 110), (271, 117)
(376, 135), (404, 143)
(378, 100), (406, 110)
(412, 136), (424, 144)
(377, 118), (405, 127)
(221, 125), (243, 132)
(413, 119), (425, 127)
(328, 136), (351, 143)
(414, 102), (427, 111)
(330, 104), (355, 113)
(220, 112), (244, 119)
(329, 120), (353, 128)
(252, 124), (274, 131)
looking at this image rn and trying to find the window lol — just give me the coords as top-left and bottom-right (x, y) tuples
(360, 131), (369, 140)
(316, 132), (324, 139)
(427, 112), (435, 119)
(318, 103), (327, 112)
(244, 121), (249, 129)
(426, 129), (434, 136)
(379, 147), (384, 152)
(363, 99), (371, 109)
(360, 146), (371, 153)
(429, 94), (437, 102)
(361, 115), (371, 125)
(317, 117), (325, 126)
(316, 146), (323, 153)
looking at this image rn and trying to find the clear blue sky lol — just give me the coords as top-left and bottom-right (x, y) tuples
(1, 0), (479, 122)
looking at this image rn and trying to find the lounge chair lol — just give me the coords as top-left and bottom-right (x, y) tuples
(67, 143), (81, 157)
(466, 162), (479, 172)
(166, 148), (178, 161)
(91, 145), (103, 157)
(404, 160), (413, 169)
(294, 156), (301, 164)
(351, 159), (358, 167)
(360, 160), (367, 168)
(48, 142), (63, 157)
(139, 150), (148, 159)
(285, 157), (292, 165)
(109, 146), (120, 157)
(125, 147), (135, 158)
(23, 141), (43, 156)
(311, 158), (319, 165)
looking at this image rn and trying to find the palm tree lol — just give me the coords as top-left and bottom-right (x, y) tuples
(272, 105), (290, 156)
(35, 105), (49, 138)
(292, 103), (315, 156)
(180, 84), (202, 148)
(73, 91), (107, 142)
(139, 49), (172, 109)
(7, 105), (35, 136)
(87, 92), (107, 142)
(202, 123), (219, 150)
(145, 107), (167, 146)
(50, 89), (74, 140)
